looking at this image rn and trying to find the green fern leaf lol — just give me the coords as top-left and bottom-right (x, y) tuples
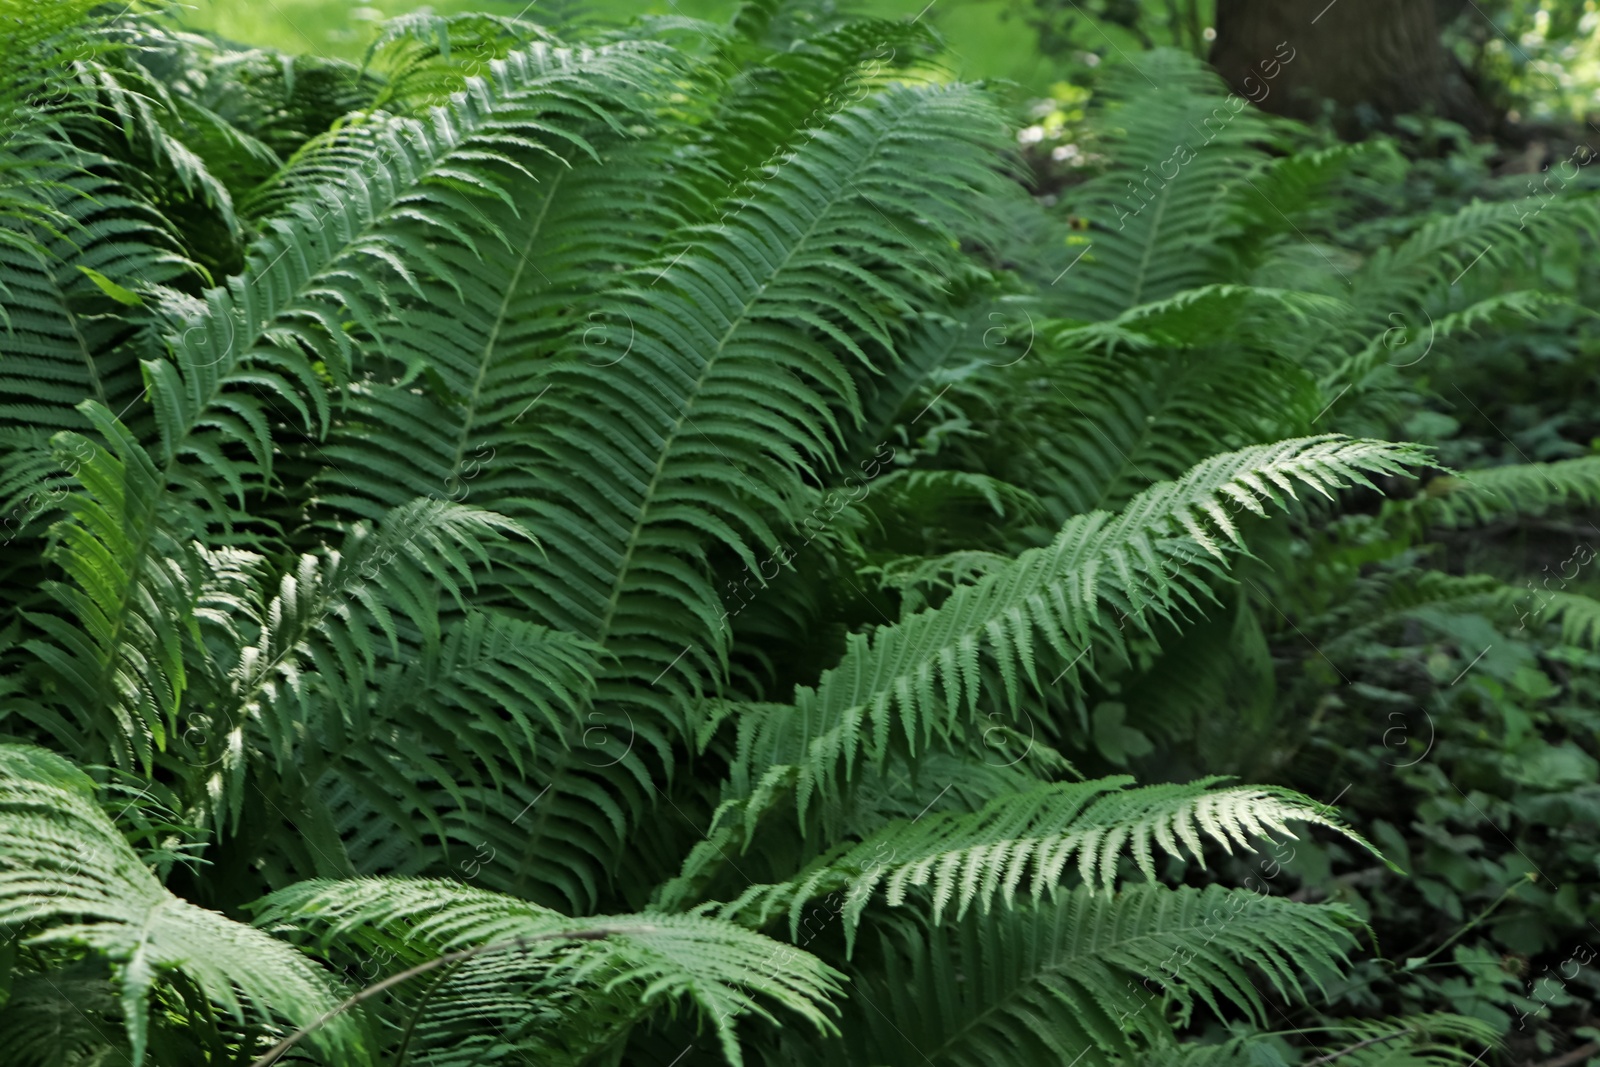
(0, 744), (364, 1067)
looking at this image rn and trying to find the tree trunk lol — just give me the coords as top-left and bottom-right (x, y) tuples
(1210, 0), (1489, 134)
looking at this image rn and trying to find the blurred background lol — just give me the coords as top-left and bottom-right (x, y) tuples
(178, 0), (1050, 86)
(175, 0), (1600, 131)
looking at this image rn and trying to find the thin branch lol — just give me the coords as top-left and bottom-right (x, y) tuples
(1305, 1028), (1411, 1065)
(1532, 1041), (1600, 1067)
(249, 923), (660, 1067)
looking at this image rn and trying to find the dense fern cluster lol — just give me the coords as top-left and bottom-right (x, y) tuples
(1, 1), (1596, 1064)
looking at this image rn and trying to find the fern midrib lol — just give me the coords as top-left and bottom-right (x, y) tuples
(447, 167), (565, 478)
(1128, 176), (1174, 310)
(88, 471), (167, 767)
(43, 245), (109, 408)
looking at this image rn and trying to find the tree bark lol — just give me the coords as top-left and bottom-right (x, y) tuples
(1210, 0), (1489, 134)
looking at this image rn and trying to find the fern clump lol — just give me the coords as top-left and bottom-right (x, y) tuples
(0, 4), (1535, 1066)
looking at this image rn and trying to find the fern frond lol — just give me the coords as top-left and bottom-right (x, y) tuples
(0, 0), (138, 248)
(721, 778), (1384, 935)
(21, 410), (205, 770)
(808, 885), (1358, 1066)
(516, 82), (1006, 717)
(994, 327), (1323, 520)
(311, 118), (704, 524)
(1059, 49), (1282, 319)
(0, 744), (363, 1067)
(734, 437), (1424, 822)
(149, 40), (679, 501)
(0, 964), (132, 1067)
(1352, 196), (1600, 320)
(77, 57), (246, 242)
(190, 501), (546, 829)
(1327, 289), (1583, 403)
(255, 876), (843, 1067)
(14, 400), (534, 809)
(701, 16), (938, 195)
(1143, 1013), (1498, 1066)
(1493, 586), (1600, 650)
(1066, 284), (1347, 351)
(0, 161), (195, 435)
(1418, 455), (1600, 528)
(364, 11), (559, 111)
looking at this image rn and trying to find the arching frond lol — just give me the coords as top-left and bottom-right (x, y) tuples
(720, 778), (1384, 935)
(514, 82), (1007, 718)
(1057, 49), (1283, 320)
(1315, 195), (1600, 425)
(12, 398), (535, 827)
(1418, 455), (1600, 528)
(1139, 1013), (1499, 1066)
(0, 964), (133, 1067)
(149, 39), (680, 505)
(1350, 197), (1600, 325)
(701, 16), (939, 194)
(991, 326), (1323, 522)
(363, 11), (561, 111)
(0, 161), (194, 438)
(0, 744), (363, 1067)
(255, 876), (844, 1067)
(797, 886), (1359, 1067)
(733, 437), (1424, 822)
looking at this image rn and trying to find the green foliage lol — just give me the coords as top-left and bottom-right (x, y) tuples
(0, 744), (362, 1065)
(720, 777), (1387, 936)
(812, 885), (1359, 1067)
(255, 877), (844, 1067)
(1, 4), (1594, 1066)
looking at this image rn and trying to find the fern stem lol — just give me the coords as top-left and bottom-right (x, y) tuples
(447, 166), (564, 478)
(1401, 876), (1524, 971)
(390, 958), (465, 1067)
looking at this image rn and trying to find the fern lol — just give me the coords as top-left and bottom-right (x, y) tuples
(733, 437), (1424, 822)
(0, 743), (363, 1066)
(148, 40), (679, 505)
(719, 777), (1387, 944)
(1058, 50), (1283, 319)
(516, 81), (1007, 717)
(803, 885), (1359, 1067)
(1418, 455), (1600, 528)
(1132, 1013), (1498, 1066)
(0, 163), (194, 439)
(0, 5), (1501, 1065)
(254, 877), (843, 1067)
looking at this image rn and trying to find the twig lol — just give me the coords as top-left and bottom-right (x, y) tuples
(249, 923), (659, 1067)
(1305, 1028), (1411, 1064)
(1532, 1040), (1600, 1067)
